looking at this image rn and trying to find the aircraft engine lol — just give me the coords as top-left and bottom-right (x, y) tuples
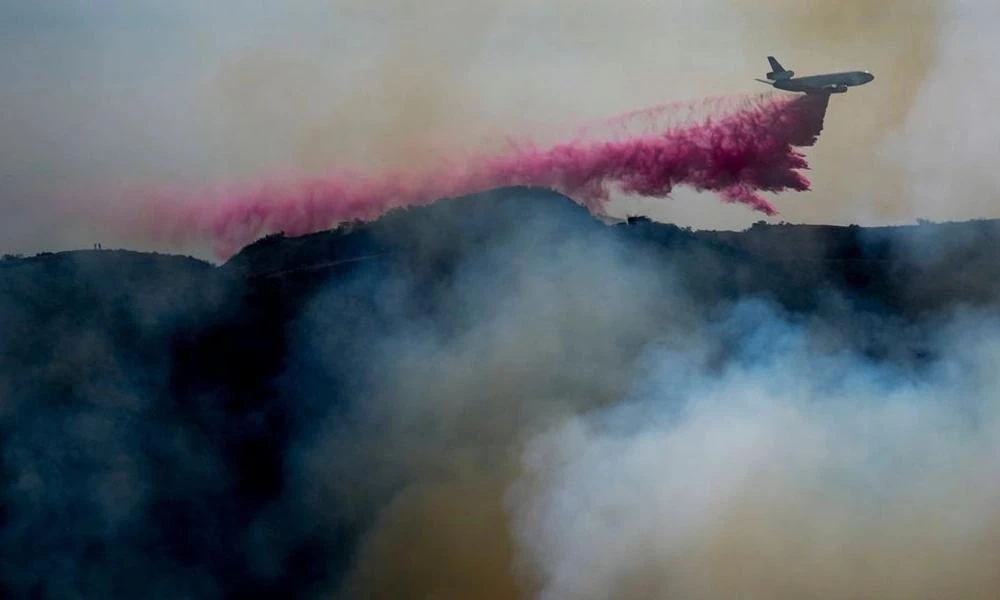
(767, 69), (795, 80)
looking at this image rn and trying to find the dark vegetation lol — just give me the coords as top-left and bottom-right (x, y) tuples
(2, 186), (999, 598)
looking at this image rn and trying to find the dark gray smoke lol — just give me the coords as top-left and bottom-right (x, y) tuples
(2, 189), (999, 598)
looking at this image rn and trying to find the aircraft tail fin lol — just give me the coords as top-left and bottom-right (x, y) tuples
(765, 56), (794, 80)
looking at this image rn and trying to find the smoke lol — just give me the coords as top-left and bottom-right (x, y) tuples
(289, 202), (689, 598)
(508, 305), (1000, 599)
(881, 0), (1000, 224)
(2, 0), (979, 259)
(4, 1), (1000, 596)
(134, 93), (829, 258)
(0, 251), (232, 598)
(264, 192), (1000, 599)
(4, 184), (1000, 597)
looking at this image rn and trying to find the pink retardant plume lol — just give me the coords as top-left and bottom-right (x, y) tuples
(136, 92), (829, 259)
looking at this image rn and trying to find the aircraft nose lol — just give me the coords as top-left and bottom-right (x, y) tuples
(864, 71), (875, 82)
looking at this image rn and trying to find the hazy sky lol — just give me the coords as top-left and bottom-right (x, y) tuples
(1, 0), (995, 256)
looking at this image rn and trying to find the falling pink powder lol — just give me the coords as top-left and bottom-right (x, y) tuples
(135, 92), (829, 258)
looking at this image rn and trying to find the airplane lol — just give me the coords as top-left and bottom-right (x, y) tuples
(755, 56), (874, 95)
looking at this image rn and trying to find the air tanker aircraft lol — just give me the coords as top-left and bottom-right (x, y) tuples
(755, 56), (874, 94)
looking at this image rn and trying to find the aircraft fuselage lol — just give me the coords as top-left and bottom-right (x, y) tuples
(757, 57), (874, 95)
(772, 71), (874, 94)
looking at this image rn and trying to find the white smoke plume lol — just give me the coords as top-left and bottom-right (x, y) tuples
(508, 303), (1000, 599)
(280, 192), (1000, 598)
(880, 0), (1000, 224)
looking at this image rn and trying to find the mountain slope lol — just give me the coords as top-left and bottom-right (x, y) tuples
(3, 186), (1000, 598)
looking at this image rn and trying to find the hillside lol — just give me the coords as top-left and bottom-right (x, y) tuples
(2, 186), (1000, 598)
